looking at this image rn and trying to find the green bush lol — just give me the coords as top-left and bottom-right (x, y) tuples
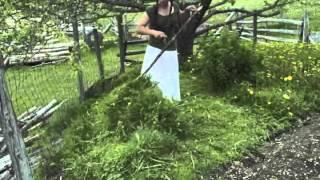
(197, 30), (262, 91)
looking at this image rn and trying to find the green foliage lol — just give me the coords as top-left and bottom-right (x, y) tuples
(37, 63), (270, 179)
(36, 25), (320, 180)
(256, 42), (320, 89)
(6, 46), (120, 115)
(38, 38), (320, 179)
(0, 0), (56, 59)
(225, 42), (320, 129)
(63, 129), (177, 180)
(230, 83), (304, 122)
(107, 76), (188, 139)
(197, 30), (262, 91)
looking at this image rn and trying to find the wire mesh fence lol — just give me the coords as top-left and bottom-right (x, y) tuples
(0, 15), (123, 178)
(5, 20), (121, 116)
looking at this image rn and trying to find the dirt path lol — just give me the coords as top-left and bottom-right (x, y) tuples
(205, 113), (320, 180)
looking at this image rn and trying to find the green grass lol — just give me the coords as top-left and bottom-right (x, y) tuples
(6, 45), (120, 115)
(32, 30), (320, 179)
(36, 68), (271, 179)
(229, 0), (275, 9)
(175, 76), (269, 176)
(5, 4), (320, 178)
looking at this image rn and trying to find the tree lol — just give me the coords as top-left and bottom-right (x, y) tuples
(0, 0), (55, 179)
(97, 0), (294, 63)
(31, 0), (113, 101)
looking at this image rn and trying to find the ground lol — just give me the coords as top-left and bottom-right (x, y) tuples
(205, 113), (320, 179)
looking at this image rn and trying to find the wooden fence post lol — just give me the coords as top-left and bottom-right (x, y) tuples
(0, 60), (33, 180)
(228, 12), (233, 30)
(302, 10), (309, 43)
(123, 14), (129, 60)
(93, 28), (105, 80)
(82, 22), (86, 40)
(117, 14), (126, 73)
(253, 12), (258, 44)
(72, 17), (85, 101)
(299, 18), (304, 43)
(235, 12), (240, 30)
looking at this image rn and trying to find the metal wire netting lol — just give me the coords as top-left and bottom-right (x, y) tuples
(5, 20), (120, 116)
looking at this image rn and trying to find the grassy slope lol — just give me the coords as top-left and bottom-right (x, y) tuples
(35, 33), (320, 178)
(36, 66), (274, 179)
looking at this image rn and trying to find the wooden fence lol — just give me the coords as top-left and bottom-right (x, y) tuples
(234, 11), (310, 43)
(115, 10), (311, 65)
(117, 14), (148, 67)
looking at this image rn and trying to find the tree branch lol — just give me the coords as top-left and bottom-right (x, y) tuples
(196, 13), (252, 36)
(259, 10), (281, 17)
(209, 0), (229, 9)
(97, 0), (145, 11)
(202, 0), (290, 24)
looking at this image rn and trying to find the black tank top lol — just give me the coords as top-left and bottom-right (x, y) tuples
(146, 2), (180, 50)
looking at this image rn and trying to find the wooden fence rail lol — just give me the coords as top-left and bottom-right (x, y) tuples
(237, 18), (303, 26)
(234, 10), (309, 43)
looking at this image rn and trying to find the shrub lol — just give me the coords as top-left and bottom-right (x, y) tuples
(197, 30), (262, 91)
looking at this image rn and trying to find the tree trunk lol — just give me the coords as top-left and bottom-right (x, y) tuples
(72, 17), (85, 101)
(117, 14), (126, 73)
(177, 11), (196, 64)
(177, 0), (212, 65)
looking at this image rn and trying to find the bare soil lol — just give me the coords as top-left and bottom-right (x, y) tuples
(204, 113), (320, 180)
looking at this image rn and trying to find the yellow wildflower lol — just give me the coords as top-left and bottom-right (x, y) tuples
(283, 94), (290, 100)
(247, 89), (254, 95)
(284, 75), (293, 81)
(288, 112), (293, 117)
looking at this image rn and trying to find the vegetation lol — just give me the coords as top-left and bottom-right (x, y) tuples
(34, 30), (320, 179)
(1, 0), (320, 179)
(6, 45), (120, 115)
(197, 31), (262, 91)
